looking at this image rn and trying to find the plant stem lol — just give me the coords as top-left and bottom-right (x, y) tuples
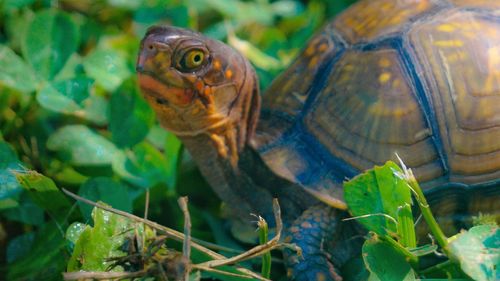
(257, 216), (271, 279)
(407, 175), (449, 253)
(380, 235), (418, 267)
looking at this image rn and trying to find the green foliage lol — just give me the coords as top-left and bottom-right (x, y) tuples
(343, 161), (500, 281)
(448, 225), (500, 281)
(344, 161), (414, 241)
(4, 1), (494, 281)
(362, 236), (417, 281)
(67, 204), (133, 271)
(1, 1), (353, 280)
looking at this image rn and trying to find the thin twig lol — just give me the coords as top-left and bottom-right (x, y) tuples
(178, 196), (191, 281)
(61, 188), (269, 281)
(191, 264), (259, 279)
(197, 199), (284, 268)
(63, 270), (147, 280)
(144, 189), (150, 220)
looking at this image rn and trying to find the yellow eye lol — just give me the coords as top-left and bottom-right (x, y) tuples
(181, 50), (205, 70)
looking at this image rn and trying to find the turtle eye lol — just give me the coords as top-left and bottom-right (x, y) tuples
(179, 49), (206, 71)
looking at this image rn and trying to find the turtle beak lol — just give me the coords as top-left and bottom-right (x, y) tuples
(136, 58), (145, 73)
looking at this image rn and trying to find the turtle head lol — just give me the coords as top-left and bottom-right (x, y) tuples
(137, 25), (260, 165)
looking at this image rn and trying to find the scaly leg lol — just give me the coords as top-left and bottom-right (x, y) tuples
(283, 204), (363, 281)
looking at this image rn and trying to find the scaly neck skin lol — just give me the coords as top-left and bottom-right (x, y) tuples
(179, 132), (275, 221)
(179, 126), (318, 224)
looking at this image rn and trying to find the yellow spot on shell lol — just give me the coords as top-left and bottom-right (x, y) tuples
(434, 40), (464, 47)
(437, 24), (456, 32)
(225, 69), (233, 79)
(317, 273), (326, 281)
(379, 72), (391, 84)
(379, 58), (391, 68)
(344, 64), (354, 71)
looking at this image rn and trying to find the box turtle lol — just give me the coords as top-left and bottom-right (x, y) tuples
(137, 0), (500, 280)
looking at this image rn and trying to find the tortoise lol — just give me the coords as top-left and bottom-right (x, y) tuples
(136, 0), (500, 280)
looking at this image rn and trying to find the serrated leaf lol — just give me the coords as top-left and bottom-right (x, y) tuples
(344, 161), (413, 237)
(0, 45), (37, 93)
(448, 224), (499, 281)
(83, 49), (131, 92)
(362, 237), (416, 281)
(109, 78), (155, 148)
(112, 142), (173, 189)
(14, 170), (72, 222)
(78, 177), (132, 220)
(47, 125), (119, 166)
(67, 205), (133, 271)
(22, 9), (79, 80)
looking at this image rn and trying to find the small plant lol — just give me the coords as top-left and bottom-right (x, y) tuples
(343, 160), (499, 281)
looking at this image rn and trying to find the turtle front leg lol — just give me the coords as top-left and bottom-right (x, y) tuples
(283, 204), (362, 281)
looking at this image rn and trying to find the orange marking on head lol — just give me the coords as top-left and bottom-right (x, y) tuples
(225, 69), (233, 79)
(138, 74), (194, 107)
(305, 44), (316, 56)
(318, 43), (328, 52)
(194, 80), (204, 92)
(308, 56), (319, 69)
(204, 86), (213, 96)
(213, 60), (222, 70)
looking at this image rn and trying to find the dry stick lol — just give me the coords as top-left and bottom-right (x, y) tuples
(144, 189), (150, 220)
(63, 270), (147, 280)
(197, 199), (285, 268)
(61, 188), (269, 281)
(178, 197), (191, 281)
(191, 264), (261, 279)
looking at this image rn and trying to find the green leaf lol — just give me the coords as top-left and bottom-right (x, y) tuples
(362, 236), (417, 281)
(78, 177), (132, 220)
(47, 125), (119, 166)
(344, 161), (413, 238)
(66, 222), (86, 246)
(37, 82), (82, 113)
(6, 232), (35, 263)
(2, 0), (36, 11)
(112, 142), (173, 189)
(67, 204), (133, 271)
(36, 77), (106, 123)
(0, 141), (22, 200)
(7, 222), (68, 281)
(22, 9), (80, 80)
(108, 0), (144, 10)
(109, 78), (155, 148)
(14, 170), (72, 222)
(2, 192), (44, 225)
(83, 49), (131, 92)
(448, 224), (500, 281)
(0, 45), (37, 93)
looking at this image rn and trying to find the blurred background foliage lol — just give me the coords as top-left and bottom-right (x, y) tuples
(0, 0), (357, 279)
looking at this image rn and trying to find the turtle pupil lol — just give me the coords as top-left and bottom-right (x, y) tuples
(194, 54), (201, 63)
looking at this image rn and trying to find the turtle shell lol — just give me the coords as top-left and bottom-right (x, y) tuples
(252, 0), (500, 211)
